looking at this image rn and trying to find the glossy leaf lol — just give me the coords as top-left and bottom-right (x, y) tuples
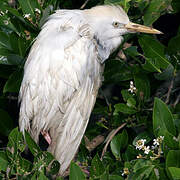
(121, 89), (133, 102)
(154, 64), (174, 80)
(0, 31), (11, 50)
(7, 128), (25, 159)
(166, 150), (180, 168)
(153, 98), (176, 136)
(90, 154), (105, 179)
(0, 151), (8, 171)
(69, 162), (86, 180)
(134, 74), (150, 101)
(114, 103), (137, 115)
(25, 131), (41, 156)
(168, 167), (180, 180)
(167, 35), (180, 54)
(3, 70), (23, 93)
(139, 35), (170, 69)
(143, 0), (172, 26)
(0, 109), (13, 136)
(143, 57), (161, 73)
(104, 60), (132, 83)
(132, 165), (154, 180)
(164, 131), (179, 150)
(110, 130), (128, 159)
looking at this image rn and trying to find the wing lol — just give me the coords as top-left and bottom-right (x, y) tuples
(19, 10), (103, 174)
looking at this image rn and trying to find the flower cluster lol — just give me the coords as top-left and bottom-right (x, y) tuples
(128, 81), (136, 94)
(135, 139), (150, 155)
(134, 136), (164, 160)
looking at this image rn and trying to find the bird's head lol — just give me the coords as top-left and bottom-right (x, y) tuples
(84, 5), (162, 61)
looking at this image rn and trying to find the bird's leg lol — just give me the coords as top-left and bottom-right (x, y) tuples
(41, 131), (51, 145)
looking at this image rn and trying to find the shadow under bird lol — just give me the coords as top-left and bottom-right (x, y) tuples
(19, 5), (162, 175)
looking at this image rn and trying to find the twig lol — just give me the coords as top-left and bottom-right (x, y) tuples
(173, 94), (180, 107)
(165, 78), (174, 104)
(80, 0), (90, 9)
(101, 123), (127, 160)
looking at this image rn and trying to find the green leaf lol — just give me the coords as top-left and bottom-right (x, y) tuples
(0, 109), (13, 136)
(153, 98), (176, 137)
(7, 128), (25, 158)
(41, 151), (60, 175)
(154, 64), (174, 80)
(172, 0), (180, 13)
(104, 60), (132, 83)
(104, 0), (131, 12)
(0, 31), (11, 50)
(127, 98), (136, 108)
(121, 89), (133, 102)
(167, 35), (180, 54)
(168, 167), (180, 180)
(69, 162), (86, 180)
(0, 151), (9, 171)
(132, 165), (154, 180)
(143, 57), (162, 73)
(164, 131), (179, 150)
(18, 0), (40, 19)
(132, 160), (154, 180)
(90, 154), (105, 179)
(109, 175), (123, 180)
(114, 103), (137, 115)
(134, 74), (150, 101)
(9, 33), (28, 57)
(25, 131), (41, 156)
(110, 130), (128, 159)
(124, 46), (139, 57)
(3, 70), (23, 93)
(166, 150), (180, 168)
(33, 151), (60, 173)
(0, 14), (19, 33)
(19, 157), (32, 174)
(139, 35), (170, 69)
(143, 0), (172, 26)
(38, 172), (49, 180)
(123, 145), (138, 161)
(7, 54), (24, 65)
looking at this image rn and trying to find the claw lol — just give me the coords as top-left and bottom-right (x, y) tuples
(41, 131), (51, 144)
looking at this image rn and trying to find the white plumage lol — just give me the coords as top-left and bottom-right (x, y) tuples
(19, 5), (161, 175)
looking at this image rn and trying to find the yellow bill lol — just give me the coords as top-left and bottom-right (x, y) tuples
(125, 22), (163, 34)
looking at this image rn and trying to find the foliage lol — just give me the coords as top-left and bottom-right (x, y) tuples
(0, 0), (180, 179)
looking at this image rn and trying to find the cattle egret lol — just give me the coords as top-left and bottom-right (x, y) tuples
(19, 5), (162, 175)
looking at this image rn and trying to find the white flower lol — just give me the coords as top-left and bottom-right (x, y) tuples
(153, 138), (159, 146)
(135, 139), (146, 150)
(0, 11), (4, 16)
(159, 136), (164, 141)
(35, 8), (41, 14)
(153, 136), (164, 146)
(144, 146), (150, 154)
(23, 13), (31, 18)
(128, 81), (136, 94)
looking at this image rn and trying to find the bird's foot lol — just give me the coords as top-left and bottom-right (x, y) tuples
(41, 131), (51, 144)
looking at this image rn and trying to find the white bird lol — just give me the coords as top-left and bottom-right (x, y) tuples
(19, 5), (161, 175)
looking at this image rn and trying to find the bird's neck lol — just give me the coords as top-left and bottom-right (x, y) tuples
(93, 35), (112, 63)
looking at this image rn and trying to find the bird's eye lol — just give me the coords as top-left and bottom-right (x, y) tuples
(113, 22), (120, 28)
